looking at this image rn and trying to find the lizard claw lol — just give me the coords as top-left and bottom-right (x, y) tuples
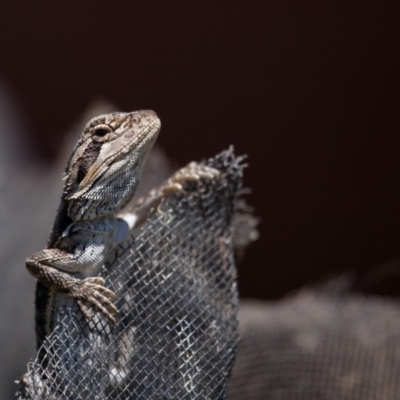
(69, 277), (117, 325)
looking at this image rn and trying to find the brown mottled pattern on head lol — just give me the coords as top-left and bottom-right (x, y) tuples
(64, 110), (161, 221)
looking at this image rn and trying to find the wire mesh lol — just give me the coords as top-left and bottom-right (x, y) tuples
(17, 148), (241, 399)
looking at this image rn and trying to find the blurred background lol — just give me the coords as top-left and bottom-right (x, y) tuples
(1, 0), (400, 397)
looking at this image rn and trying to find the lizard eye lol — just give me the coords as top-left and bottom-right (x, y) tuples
(93, 125), (111, 138)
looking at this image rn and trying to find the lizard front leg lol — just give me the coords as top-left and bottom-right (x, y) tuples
(26, 248), (117, 324)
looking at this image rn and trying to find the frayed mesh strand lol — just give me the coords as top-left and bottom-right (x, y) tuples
(18, 149), (241, 400)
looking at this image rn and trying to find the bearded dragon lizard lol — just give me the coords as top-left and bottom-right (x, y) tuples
(26, 110), (220, 353)
(26, 110), (161, 350)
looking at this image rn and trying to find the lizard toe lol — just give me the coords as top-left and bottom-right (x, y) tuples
(88, 295), (117, 325)
(77, 299), (94, 322)
(85, 276), (106, 286)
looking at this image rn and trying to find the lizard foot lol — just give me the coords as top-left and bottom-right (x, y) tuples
(162, 162), (220, 196)
(69, 277), (117, 325)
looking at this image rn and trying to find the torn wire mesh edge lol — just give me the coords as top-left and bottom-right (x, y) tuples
(17, 147), (253, 400)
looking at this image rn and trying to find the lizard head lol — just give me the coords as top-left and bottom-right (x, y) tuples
(65, 110), (161, 220)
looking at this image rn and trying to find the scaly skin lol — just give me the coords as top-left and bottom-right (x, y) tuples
(26, 110), (161, 349)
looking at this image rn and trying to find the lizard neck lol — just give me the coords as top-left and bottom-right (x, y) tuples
(66, 177), (139, 221)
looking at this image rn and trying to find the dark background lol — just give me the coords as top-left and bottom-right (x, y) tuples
(1, 0), (400, 299)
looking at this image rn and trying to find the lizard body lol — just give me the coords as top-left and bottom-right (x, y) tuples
(19, 110), (225, 397)
(26, 110), (161, 349)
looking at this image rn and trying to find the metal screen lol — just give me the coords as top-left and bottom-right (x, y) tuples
(17, 148), (242, 399)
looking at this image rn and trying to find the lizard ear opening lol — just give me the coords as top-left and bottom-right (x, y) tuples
(76, 166), (86, 185)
